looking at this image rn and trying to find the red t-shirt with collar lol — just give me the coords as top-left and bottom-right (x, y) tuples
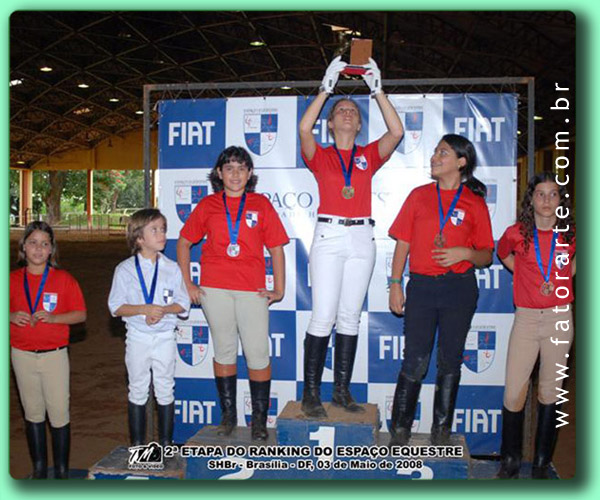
(180, 192), (289, 291)
(302, 141), (387, 218)
(497, 223), (575, 308)
(10, 267), (86, 351)
(389, 182), (494, 275)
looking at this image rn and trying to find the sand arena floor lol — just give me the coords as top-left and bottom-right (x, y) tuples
(8, 230), (576, 479)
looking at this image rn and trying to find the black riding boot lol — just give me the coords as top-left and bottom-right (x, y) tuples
(496, 407), (524, 479)
(331, 333), (365, 413)
(50, 423), (70, 479)
(430, 373), (461, 445)
(25, 420), (47, 479)
(532, 403), (559, 479)
(388, 372), (422, 447)
(301, 334), (329, 419)
(157, 403), (175, 447)
(215, 375), (237, 436)
(250, 379), (271, 441)
(128, 401), (146, 446)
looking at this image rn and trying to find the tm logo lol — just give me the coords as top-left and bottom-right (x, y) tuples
(128, 442), (164, 470)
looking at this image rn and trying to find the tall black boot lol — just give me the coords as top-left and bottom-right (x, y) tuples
(388, 372), (422, 447)
(301, 333), (330, 419)
(50, 423), (70, 479)
(157, 403), (175, 447)
(331, 333), (365, 413)
(496, 407), (524, 479)
(532, 402), (559, 479)
(250, 379), (271, 441)
(430, 373), (461, 445)
(128, 401), (146, 446)
(215, 375), (237, 436)
(25, 420), (47, 479)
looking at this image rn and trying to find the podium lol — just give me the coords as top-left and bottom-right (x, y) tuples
(86, 401), (563, 479)
(184, 401), (472, 479)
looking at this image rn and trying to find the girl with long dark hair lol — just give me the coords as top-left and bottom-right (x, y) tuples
(387, 134), (494, 446)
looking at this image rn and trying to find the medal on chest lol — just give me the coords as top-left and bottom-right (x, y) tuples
(223, 192), (246, 258)
(334, 144), (357, 200)
(435, 183), (463, 248)
(533, 226), (558, 297)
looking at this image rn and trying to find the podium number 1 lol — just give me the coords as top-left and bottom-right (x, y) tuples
(309, 426), (335, 462)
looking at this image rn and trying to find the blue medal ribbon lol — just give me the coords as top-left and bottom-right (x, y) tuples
(23, 263), (50, 314)
(533, 226), (558, 284)
(223, 192), (246, 246)
(333, 144), (357, 188)
(135, 254), (159, 305)
(436, 183), (464, 236)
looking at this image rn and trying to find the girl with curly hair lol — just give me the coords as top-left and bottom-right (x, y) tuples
(496, 171), (576, 479)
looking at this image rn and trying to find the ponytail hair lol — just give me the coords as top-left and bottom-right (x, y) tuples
(441, 133), (487, 198)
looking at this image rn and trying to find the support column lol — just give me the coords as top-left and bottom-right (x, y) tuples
(151, 168), (157, 208)
(20, 169), (33, 226)
(87, 169), (94, 230)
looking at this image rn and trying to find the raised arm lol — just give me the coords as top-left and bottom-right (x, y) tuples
(299, 92), (329, 161)
(374, 92), (404, 159)
(299, 56), (347, 161)
(362, 58), (404, 159)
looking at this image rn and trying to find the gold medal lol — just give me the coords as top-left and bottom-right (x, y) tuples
(341, 185), (355, 199)
(540, 281), (554, 296)
(434, 233), (446, 248)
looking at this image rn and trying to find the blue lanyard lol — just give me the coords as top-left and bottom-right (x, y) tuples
(333, 144), (357, 187)
(23, 263), (50, 314)
(436, 183), (464, 234)
(223, 192), (246, 245)
(135, 254), (159, 305)
(533, 226), (558, 284)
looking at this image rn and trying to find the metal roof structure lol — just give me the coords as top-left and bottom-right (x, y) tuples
(10, 11), (575, 169)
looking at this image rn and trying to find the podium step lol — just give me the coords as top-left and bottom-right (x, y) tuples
(377, 431), (470, 479)
(276, 401), (380, 446)
(182, 415), (471, 479)
(88, 445), (185, 479)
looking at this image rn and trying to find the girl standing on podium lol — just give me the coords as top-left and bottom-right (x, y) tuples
(387, 134), (494, 446)
(177, 146), (289, 441)
(496, 172), (575, 479)
(299, 56), (403, 418)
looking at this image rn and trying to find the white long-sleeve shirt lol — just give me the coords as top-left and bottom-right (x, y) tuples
(108, 253), (190, 333)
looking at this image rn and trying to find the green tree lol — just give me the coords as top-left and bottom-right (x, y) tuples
(32, 170), (68, 224)
(30, 169), (146, 224)
(116, 170), (145, 209)
(93, 171), (126, 213)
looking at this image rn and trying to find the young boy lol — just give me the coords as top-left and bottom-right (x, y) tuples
(108, 209), (190, 447)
